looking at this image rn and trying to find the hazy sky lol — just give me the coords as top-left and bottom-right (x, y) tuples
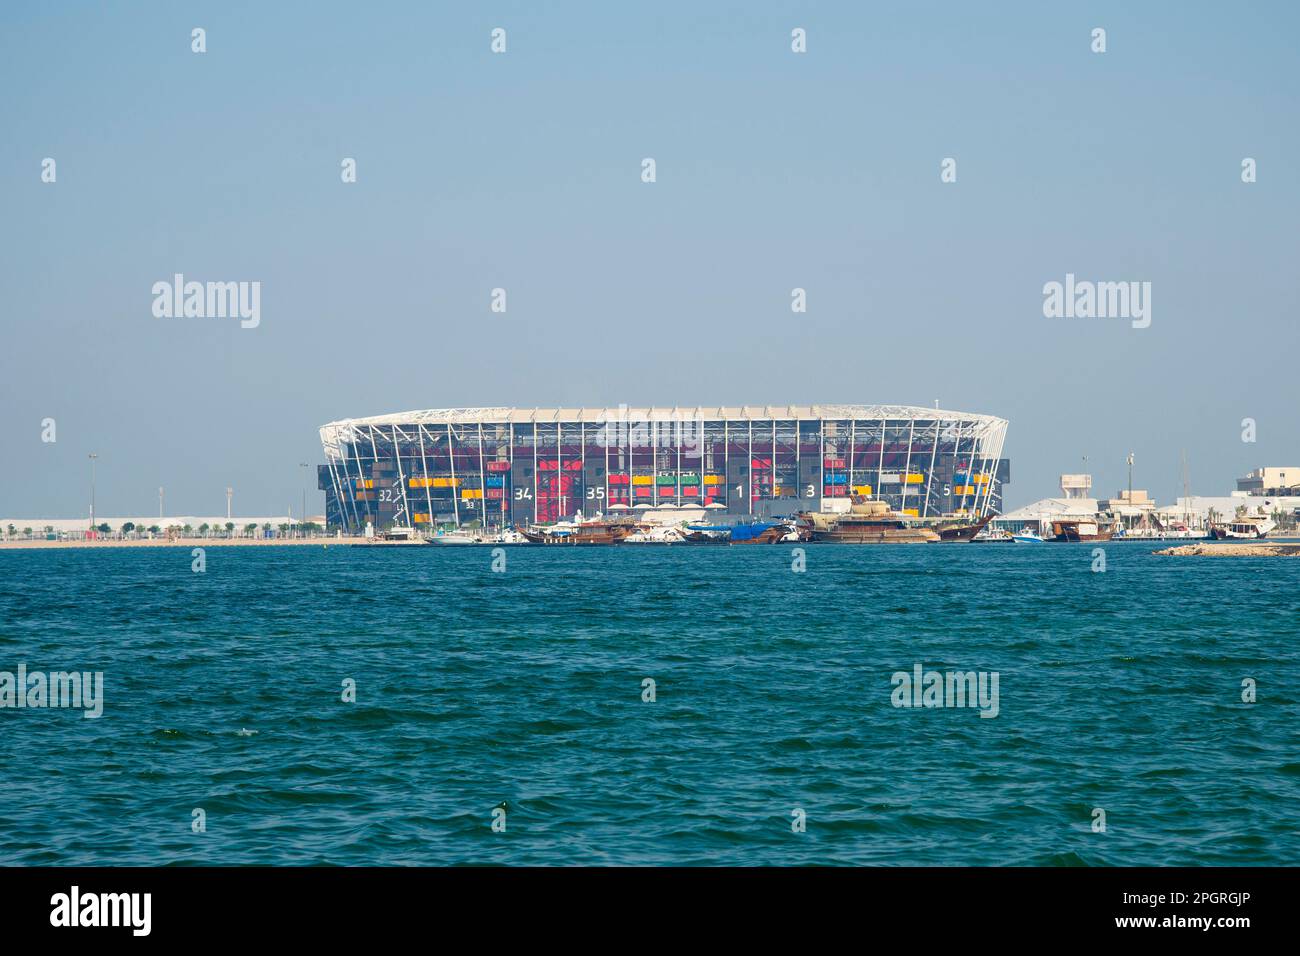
(2, 1), (1297, 518)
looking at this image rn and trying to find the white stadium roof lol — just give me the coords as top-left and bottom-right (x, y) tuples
(320, 404), (1008, 458)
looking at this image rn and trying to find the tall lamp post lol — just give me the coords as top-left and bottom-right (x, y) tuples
(88, 453), (98, 534)
(1126, 451), (1135, 532)
(299, 463), (309, 538)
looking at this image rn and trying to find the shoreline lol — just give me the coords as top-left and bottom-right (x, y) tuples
(1155, 542), (1300, 557)
(0, 537), (358, 550)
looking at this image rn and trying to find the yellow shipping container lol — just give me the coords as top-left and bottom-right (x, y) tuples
(703, 475), (721, 485)
(461, 489), (483, 499)
(852, 485), (873, 496)
(902, 508), (919, 516)
(432, 477), (461, 488)
(413, 513), (429, 523)
(632, 475), (654, 485)
(905, 473), (924, 484)
(973, 474), (990, 484)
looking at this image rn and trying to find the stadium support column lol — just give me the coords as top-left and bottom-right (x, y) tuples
(477, 422), (488, 529)
(849, 419), (856, 496)
(447, 423), (460, 528)
(417, 424), (434, 527)
(391, 425), (411, 529)
(876, 419), (886, 505)
(923, 419), (941, 518)
(818, 418), (825, 513)
(900, 419), (915, 514)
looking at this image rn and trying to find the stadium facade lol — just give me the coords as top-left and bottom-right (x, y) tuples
(318, 405), (1010, 532)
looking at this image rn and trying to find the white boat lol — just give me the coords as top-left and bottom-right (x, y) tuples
(624, 525), (685, 544)
(1013, 527), (1045, 543)
(381, 526), (421, 541)
(430, 531), (478, 545)
(1210, 515), (1277, 540)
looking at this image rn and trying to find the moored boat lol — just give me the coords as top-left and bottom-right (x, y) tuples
(797, 497), (940, 543)
(1209, 515), (1276, 540)
(682, 520), (791, 545)
(934, 514), (994, 542)
(520, 516), (645, 545)
(1049, 520), (1113, 542)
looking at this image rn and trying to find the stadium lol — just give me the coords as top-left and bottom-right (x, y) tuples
(317, 405), (1010, 532)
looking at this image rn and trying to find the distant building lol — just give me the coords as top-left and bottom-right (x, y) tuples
(1059, 474), (1092, 499)
(992, 497), (1099, 535)
(1237, 467), (1300, 496)
(1098, 488), (1157, 529)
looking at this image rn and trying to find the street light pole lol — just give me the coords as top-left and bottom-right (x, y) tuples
(159, 486), (164, 522)
(299, 463), (309, 538)
(88, 453), (98, 533)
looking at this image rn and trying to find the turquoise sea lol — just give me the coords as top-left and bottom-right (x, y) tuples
(0, 543), (1296, 866)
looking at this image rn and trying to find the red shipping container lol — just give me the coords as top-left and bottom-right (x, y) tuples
(486, 488), (504, 499)
(635, 487), (652, 498)
(487, 461), (510, 472)
(681, 486), (699, 496)
(751, 458), (772, 469)
(824, 458), (845, 469)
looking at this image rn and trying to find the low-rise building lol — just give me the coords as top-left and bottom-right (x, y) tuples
(1236, 467), (1300, 496)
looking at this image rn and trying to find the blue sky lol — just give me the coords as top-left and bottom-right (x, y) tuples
(2, 1), (1297, 517)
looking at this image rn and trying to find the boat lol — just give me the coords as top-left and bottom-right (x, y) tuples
(519, 516), (645, 545)
(380, 526), (421, 541)
(624, 525), (686, 544)
(1012, 527), (1045, 543)
(429, 528), (528, 545)
(797, 497), (940, 543)
(1049, 520), (1113, 542)
(1209, 515), (1277, 540)
(682, 519), (792, 545)
(934, 514), (994, 542)
(430, 531), (478, 545)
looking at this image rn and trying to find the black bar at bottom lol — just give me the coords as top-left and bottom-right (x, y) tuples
(0, 866), (1278, 941)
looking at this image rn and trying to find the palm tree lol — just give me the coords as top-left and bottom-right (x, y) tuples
(22, 527), (33, 538)
(244, 522), (258, 537)
(225, 521), (235, 536)
(122, 521), (135, 534)
(148, 525), (161, 535)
